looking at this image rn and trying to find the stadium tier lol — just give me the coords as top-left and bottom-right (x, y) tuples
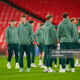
(9, 0), (80, 23)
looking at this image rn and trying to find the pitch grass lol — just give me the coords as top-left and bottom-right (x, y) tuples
(0, 56), (80, 80)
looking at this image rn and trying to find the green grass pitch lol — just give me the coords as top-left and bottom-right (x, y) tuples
(0, 56), (80, 80)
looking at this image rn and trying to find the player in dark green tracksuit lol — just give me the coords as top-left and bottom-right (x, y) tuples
(18, 15), (33, 72)
(5, 20), (19, 69)
(43, 14), (57, 72)
(34, 23), (44, 67)
(57, 13), (75, 72)
(70, 18), (80, 67)
(29, 21), (37, 67)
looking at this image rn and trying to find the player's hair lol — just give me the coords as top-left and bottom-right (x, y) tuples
(29, 21), (34, 24)
(40, 23), (44, 26)
(10, 19), (15, 22)
(46, 14), (53, 20)
(20, 15), (26, 18)
(62, 13), (68, 19)
(70, 17), (76, 22)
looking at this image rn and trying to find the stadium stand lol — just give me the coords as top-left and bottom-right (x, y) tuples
(0, 0), (80, 56)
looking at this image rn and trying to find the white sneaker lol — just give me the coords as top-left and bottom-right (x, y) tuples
(48, 68), (55, 73)
(75, 64), (78, 67)
(75, 64), (80, 67)
(40, 65), (45, 68)
(78, 64), (80, 67)
(54, 64), (57, 68)
(7, 63), (11, 69)
(48, 70), (55, 73)
(39, 63), (43, 67)
(48, 67), (55, 73)
(15, 63), (20, 69)
(20, 68), (23, 72)
(43, 69), (48, 72)
(60, 65), (62, 70)
(71, 68), (75, 72)
(43, 66), (48, 72)
(66, 67), (70, 71)
(31, 63), (37, 67)
(59, 69), (65, 73)
(39, 60), (43, 66)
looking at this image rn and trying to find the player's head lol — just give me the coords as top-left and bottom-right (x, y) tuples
(10, 19), (16, 26)
(62, 13), (69, 19)
(20, 15), (27, 23)
(29, 21), (34, 26)
(70, 17), (77, 24)
(40, 23), (44, 28)
(46, 14), (53, 22)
